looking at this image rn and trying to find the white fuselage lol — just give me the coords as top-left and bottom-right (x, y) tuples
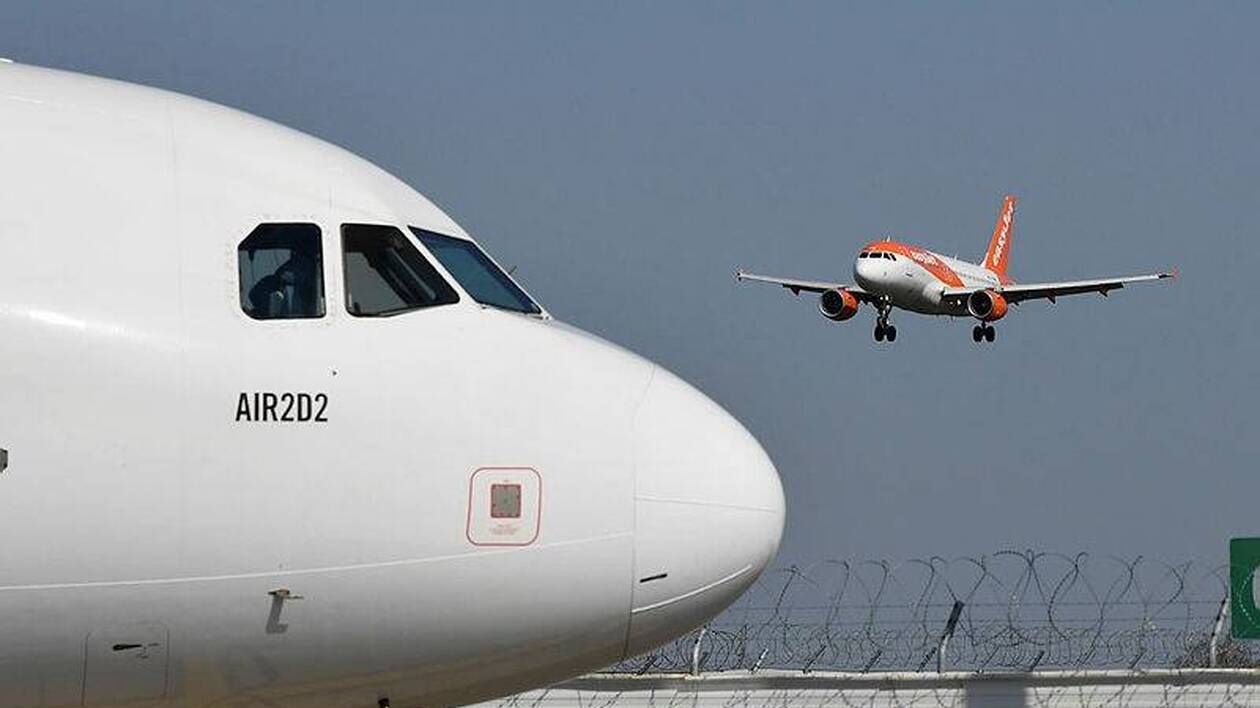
(852, 242), (1000, 315)
(0, 64), (784, 707)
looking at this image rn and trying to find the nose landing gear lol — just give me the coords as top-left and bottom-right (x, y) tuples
(874, 301), (896, 342)
(972, 324), (996, 343)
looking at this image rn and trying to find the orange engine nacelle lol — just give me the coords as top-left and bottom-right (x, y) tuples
(818, 288), (860, 321)
(967, 290), (1009, 322)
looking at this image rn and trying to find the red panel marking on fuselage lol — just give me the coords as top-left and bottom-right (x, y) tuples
(863, 241), (965, 287)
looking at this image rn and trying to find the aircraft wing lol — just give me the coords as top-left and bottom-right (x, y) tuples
(941, 271), (1176, 304)
(735, 270), (875, 301)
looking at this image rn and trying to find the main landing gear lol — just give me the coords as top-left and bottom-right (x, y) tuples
(972, 324), (996, 343)
(873, 301), (896, 343)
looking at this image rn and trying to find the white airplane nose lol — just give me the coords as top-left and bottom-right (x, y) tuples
(854, 258), (874, 288)
(624, 366), (785, 657)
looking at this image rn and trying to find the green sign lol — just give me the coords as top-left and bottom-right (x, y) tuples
(1230, 538), (1260, 638)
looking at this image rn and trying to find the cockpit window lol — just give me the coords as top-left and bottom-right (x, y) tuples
(342, 224), (459, 317)
(411, 228), (541, 315)
(238, 223), (325, 320)
(859, 252), (869, 258)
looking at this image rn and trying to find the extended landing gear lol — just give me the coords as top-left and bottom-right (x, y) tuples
(972, 324), (996, 343)
(874, 301), (896, 343)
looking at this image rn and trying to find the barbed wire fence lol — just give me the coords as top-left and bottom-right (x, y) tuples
(614, 550), (1253, 674)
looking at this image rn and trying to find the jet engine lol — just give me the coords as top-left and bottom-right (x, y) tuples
(966, 289), (1009, 321)
(818, 288), (860, 321)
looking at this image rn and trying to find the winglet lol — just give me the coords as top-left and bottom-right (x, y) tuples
(982, 195), (1017, 280)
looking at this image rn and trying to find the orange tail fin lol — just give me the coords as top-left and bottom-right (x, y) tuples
(982, 195), (1016, 278)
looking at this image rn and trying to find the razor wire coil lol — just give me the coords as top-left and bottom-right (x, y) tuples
(613, 551), (1250, 673)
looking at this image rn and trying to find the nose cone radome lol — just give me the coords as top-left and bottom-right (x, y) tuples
(854, 257), (875, 289)
(625, 367), (785, 657)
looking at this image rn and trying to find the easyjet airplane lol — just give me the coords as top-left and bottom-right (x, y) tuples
(737, 196), (1174, 342)
(0, 62), (784, 706)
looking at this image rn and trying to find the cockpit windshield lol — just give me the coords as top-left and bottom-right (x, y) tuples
(343, 224), (460, 317)
(411, 228), (542, 315)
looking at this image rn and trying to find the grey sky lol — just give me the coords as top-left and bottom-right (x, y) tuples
(2, 2), (1255, 566)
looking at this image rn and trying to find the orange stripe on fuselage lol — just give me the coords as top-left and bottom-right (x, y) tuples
(861, 240), (965, 287)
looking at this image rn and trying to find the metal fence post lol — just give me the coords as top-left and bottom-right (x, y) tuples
(1210, 592), (1229, 668)
(802, 644), (827, 674)
(938, 600), (964, 673)
(750, 647), (769, 674)
(691, 627), (707, 676)
(919, 600), (964, 672)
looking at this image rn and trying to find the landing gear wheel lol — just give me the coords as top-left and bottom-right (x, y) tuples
(874, 298), (895, 344)
(972, 325), (983, 343)
(984, 325), (996, 342)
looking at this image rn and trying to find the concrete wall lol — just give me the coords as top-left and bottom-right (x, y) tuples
(474, 670), (1260, 708)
